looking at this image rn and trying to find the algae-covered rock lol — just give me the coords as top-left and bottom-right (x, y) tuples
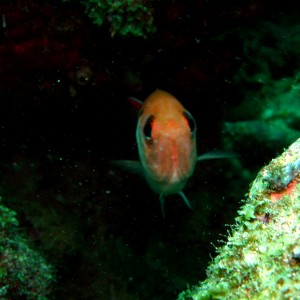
(179, 137), (300, 299)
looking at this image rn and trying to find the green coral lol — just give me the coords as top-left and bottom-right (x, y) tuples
(178, 138), (300, 299)
(81, 0), (156, 37)
(0, 198), (54, 299)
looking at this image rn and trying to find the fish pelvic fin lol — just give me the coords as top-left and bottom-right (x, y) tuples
(178, 191), (193, 210)
(159, 194), (166, 219)
(160, 192), (192, 218)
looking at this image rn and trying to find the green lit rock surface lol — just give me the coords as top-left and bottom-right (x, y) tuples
(0, 199), (54, 299)
(179, 137), (300, 299)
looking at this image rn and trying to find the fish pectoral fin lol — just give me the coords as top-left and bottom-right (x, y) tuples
(178, 191), (193, 210)
(110, 160), (143, 176)
(197, 149), (240, 161)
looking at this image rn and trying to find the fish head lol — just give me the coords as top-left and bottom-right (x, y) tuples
(136, 90), (197, 195)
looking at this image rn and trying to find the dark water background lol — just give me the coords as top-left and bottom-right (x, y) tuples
(0, 0), (300, 299)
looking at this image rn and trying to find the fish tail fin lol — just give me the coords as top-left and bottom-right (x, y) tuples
(159, 194), (166, 218)
(179, 191), (193, 210)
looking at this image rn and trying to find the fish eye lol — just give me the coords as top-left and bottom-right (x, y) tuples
(143, 115), (155, 143)
(183, 111), (196, 133)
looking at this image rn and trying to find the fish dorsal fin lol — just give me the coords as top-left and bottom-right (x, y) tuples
(197, 149), (240, 161)
(128, 97), (143, 114)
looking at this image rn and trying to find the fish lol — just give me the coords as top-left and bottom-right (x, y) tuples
(112, 89), (237, 217)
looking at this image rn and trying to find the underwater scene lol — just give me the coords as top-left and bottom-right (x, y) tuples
(1, 0), (300, 299)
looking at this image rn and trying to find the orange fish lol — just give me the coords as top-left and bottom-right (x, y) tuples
(113, 89), (237, 217)
(135, 90), (197, 216)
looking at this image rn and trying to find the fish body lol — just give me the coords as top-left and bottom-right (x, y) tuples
(136, 90), (197, 199)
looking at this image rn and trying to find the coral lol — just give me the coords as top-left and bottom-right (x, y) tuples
(178, 137), (300, 299)
(80, 0), (156, 37)
(0, 198), (54, 299)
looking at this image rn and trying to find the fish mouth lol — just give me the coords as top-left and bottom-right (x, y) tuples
(147, 173), (188, 195)
(143, 136), (197, 192)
